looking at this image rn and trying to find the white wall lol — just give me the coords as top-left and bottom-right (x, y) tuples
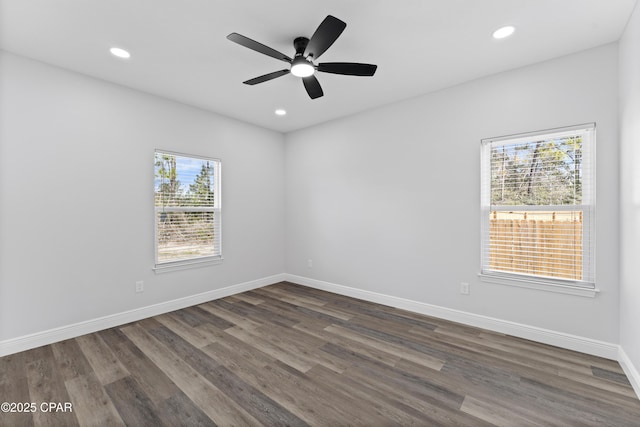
(619, 2), (640, 380)
(285, 44), (620, 343)
(0, 52), (285, 342)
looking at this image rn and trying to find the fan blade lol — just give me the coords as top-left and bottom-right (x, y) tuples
(227, 33), (292, 63)
(304, 15), (346, 59)
(302, 75), (324, 99)
(317, 62), (377, 76)
(243, 69), (290, 85)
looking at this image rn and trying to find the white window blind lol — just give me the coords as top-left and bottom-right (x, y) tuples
(480, 124), (595, 288)
(154, 150), (221, 271)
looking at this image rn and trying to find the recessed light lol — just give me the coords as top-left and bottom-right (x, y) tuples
(110, 47), (131, 59)
(275, 109), (287, 116)
(493, 26), (515, 39)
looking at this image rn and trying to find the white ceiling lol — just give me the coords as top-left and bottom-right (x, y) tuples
(0, 0), (636, 133)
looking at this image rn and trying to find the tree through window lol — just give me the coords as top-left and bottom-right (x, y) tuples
(154, 150), (221, 270)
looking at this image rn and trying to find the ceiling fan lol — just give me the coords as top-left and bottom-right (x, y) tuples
(227, 15), (377, 99)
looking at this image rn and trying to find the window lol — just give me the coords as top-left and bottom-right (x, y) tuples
(154, 150), (221, 271)
(480, 124), (595, 293)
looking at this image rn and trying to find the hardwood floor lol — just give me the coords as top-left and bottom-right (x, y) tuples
(1, 281), (639, 426)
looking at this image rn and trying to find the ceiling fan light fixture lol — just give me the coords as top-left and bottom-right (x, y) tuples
(290, 57), (315, 77)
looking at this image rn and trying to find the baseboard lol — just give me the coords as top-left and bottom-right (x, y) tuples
(0, 273), (286, 357)
(619, 346), (640, 399)
(284, 274), (619, 360)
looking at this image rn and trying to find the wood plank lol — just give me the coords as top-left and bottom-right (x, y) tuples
(64, 373), (125, 426)
(25, 347), (80, 427)
(121, 323), (260, 426)
(254, 285), (328, 308)
(155, 312), (217, 349)
(225, 326), (316, 372)
(197, 300), (263, 331)
(558, 367), (638, 398)
(50, 339), (93, 380)
(227, 292), (265, 305)
(260, 324), (351, 374)
(410, 324), (566, 376)
(185, 306), (235, 330)
(156, 391), (217, 427)
(323, 341), (465, 410)
(460, 395), (540, 427)
(232, 300), (300, 328)
(325, 324), (444, 371)
(294, 303), (354, 321)
(147, 324), (221, 376)
(98, 327), (181, 404)
(104, 376), (164, 426)
(203, 338), (361, 425)
(431, 326), (594, 376)
(306, 364), (429, 426)
(201, 330), (276, 370)
(520, 372), (640, 417)
(407, 357), (561, 426)
(205, 365), (309, 426)
(341, 362), (492, 426)
(592, 366), (633, 385)
(518, 376), (640, 425)
(477, 330), (624, 373)
(294, 322), (401, 367)
(75, 334), (129, 385)
(0, 351), (34, 427)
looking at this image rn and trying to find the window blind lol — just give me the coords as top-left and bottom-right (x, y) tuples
(480, 124), (595, 287)
(154, 150), (221, 269)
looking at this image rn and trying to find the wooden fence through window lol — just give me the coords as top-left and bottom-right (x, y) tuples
(489, 211), (583, 280)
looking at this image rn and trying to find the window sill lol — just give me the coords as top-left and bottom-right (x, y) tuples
(478, 273), (599, 298)
(153, 256), (223, 274)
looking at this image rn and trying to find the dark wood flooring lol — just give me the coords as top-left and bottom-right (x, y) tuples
(1, 281), (639, 426)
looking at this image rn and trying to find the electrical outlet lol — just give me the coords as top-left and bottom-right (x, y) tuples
(460, 282), (470, 295)
(135, 281), (144, 293)
(307, 259), (313, 268)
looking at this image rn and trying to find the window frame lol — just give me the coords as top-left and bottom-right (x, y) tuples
(153, 149), (222, 273)
(479, 123), (597, 297)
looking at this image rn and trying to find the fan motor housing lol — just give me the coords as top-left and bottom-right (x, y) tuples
(294, 37), (310, 55)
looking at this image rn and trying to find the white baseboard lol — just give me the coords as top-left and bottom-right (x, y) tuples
(619, 346), (640, 399)
(0, 274), (286, 357)
(284, 274), (619, 360)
